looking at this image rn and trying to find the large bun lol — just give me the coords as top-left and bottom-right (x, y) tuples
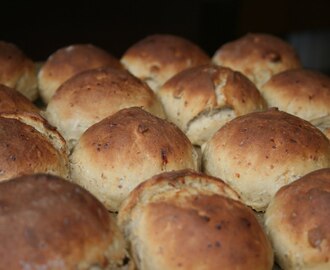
(158, 64), (266, 145)
(212, 33), (301, 88)
(118, 169), (273, 270)
(38, 44), (122, 103)
(202, 108), (330, 211)
(0, 173), (127, 269)
(265, 168), (330, 270)
(45, 67), (165, 148)
(70, 107), (198, 211)
(121, 34), (210, 92)
(0, 41), (38, 101)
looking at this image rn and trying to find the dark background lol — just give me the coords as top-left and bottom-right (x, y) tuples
(2, 0), (330, 73)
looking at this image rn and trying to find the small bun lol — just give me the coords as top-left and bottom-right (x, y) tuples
(0, 41), (38, 101)
(158, 64), (266, 145)
(0, 173), (127, 269)
(0, 112), (69, 181)
(118, 169), (273, 270)
(38, 44), (122, 103)
(70, 107), (198, 211)
(46, 67), (165, 148)
(212, 33), (301, 88)
(121, 34), (210, 92)
(203, 109), (330, 211)
(265, 168), (330, 270)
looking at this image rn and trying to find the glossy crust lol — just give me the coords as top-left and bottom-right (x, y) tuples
(121, 34), (210, 91)
(0, 41), (38, 100)
(212, 33), (301, 88)
(265, 168), (330, 270)
(202, 109), (330, 211)
(46, 67), (165, 148)
(38, 44), (122, 103)
(158, 64), (266, 145)
(0, 174), (127, 270)
(0, 112), (69, 181)
(118, 169), (273, 270)
(260, 69), (330, 121)
(70, 107), (198, 211)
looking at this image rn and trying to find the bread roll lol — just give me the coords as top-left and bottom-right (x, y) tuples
(0, 112), (69, 181)
(0, 41), (38, 101)
(46, 67), (165, 148)
(265, 168), (330, 270)
(121, 34), (210, 92)
(38, 44), (122, 103)
(0, 84), (39, 113)
(118, 169), (273, 270)
(212, 33), (301, 88)
(158, 64), (266, 145)
(260, 69), (330, 123)
(202, 108), (330, 211)
(0, 173), (127, 269)
(70, 107), (198, 211)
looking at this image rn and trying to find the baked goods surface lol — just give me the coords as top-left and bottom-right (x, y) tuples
(212, 33), (301, 88)
(265, 168), (330, 270)
(118, 169), (274, 270)
(158, 64), (266, 145)
(202, 108), (330, 212)
(0, 173), (128, 269)
(121, 34), (210, 92)
(70, 107), (198, 211)
(0, 41), (38, 101)
(45, 67), (165, 148)
(38, 44), (122, 103)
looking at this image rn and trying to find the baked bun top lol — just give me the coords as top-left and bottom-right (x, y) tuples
(260, 69), (330, 122)
(0, 173), (127, 269)
(0, 112), (69, 181)
(121, 34), (210, 91)
(212, 33), (301, 88)
(38, 44), (122, 103)
(0, 41), (38, 101)
(158, 64), (266, 145)
(203, 108), (330, 211)
(46, 67), (165, 148)
(265, 168), (330, 270)
(118, 169), (273, 270)
(70, 107), (198, 211)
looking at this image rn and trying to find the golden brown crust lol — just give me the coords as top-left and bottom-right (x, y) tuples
(0, 173), (127, 269)
(212, 33), (301, 88)
(203, 109), (330, 211)
(0, 41), (38, 100)
(121, 34), (210, 91)
(70, 107), (198, 211)
(118, 169), (273, 270)
(38, 44), (122, 103)
(46, 67), (164, 148)
(265, 168), (330, 269)
(260, 69), (330, 121)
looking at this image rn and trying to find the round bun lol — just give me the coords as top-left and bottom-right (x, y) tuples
(212, 33), (301, 88)
(202, 108), (330, 211)
(0, 84), (39, 113)
(0, 112), (69, 181)
(260, 69), (330, 122)
(70, 107), (198, 211)
(118, 169), (273, 270)
(0, 41), (37, 101)
(158, 64), (266, 145)
(0, 173), (127, 269)
(121, 34), (210, 92)
(38, 44), (122, 104)
(265, 168), (330, 270)
(46, 67), (165, 148)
